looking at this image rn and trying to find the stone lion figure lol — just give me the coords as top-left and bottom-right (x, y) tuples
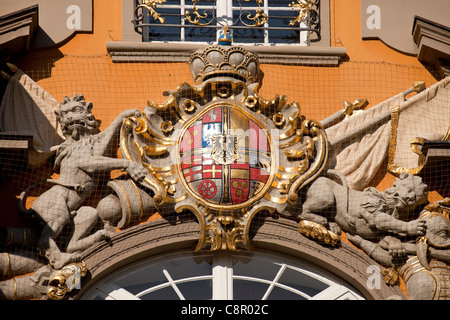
(347, 199), (450, 300)
(27, 94), (147, 269)
(299, 171), (429, 241)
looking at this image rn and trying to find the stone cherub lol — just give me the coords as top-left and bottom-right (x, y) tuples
(26, 94), (147, 269)
(299, 171), (429, 243)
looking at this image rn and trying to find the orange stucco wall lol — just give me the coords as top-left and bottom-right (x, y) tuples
(18, 0), (440, 123)
(332, 0), (420, 65)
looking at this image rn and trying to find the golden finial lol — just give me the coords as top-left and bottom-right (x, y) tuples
(218, 25), (232, 46)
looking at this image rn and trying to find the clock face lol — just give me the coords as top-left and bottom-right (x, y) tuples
(177, 103), (275, 209)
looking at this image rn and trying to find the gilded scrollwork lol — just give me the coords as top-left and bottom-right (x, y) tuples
(185, 0), (215, 26)
(184, 0), (268, 28)
(135, 0), (167, 24)
(288, 0), (319, 26)
(342, 99), (368, 119)
(239, 0), (268, 27)
(298, 220), (340, 246)
(47, 261), (87, 300)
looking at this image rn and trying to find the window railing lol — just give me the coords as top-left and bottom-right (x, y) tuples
(133, 0), (320, 45)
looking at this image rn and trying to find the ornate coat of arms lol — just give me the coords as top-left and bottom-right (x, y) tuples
(120, 44), (328, 251)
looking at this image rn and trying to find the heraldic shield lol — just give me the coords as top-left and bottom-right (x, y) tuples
(120, 44), (328, 251)
(179, 104), (273, 207)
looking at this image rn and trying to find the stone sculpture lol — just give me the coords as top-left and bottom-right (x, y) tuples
(297, 170), (450, 299)
(347, 199), (450, 299)
(0, 95), (150, 299)
(299, 171), (429, 241)
(20, 94), (147, 269)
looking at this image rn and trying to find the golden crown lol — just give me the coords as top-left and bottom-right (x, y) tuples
(189, 45), (261, 85)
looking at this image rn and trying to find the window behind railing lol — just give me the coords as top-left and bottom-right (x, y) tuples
(134, 0), (320, 45)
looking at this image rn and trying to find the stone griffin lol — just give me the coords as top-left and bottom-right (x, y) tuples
(21, 94), (147, 269)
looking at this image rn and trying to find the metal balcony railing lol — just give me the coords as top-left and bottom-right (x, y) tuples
(133, 0), (320, 45)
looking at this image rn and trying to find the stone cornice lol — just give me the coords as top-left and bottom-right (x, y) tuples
(0, 5), (38, 57)
(106, 41), (346, 66)
(412, 16), (450, 78)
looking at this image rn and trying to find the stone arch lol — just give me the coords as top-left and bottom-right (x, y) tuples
(74, 216), (404, 300)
